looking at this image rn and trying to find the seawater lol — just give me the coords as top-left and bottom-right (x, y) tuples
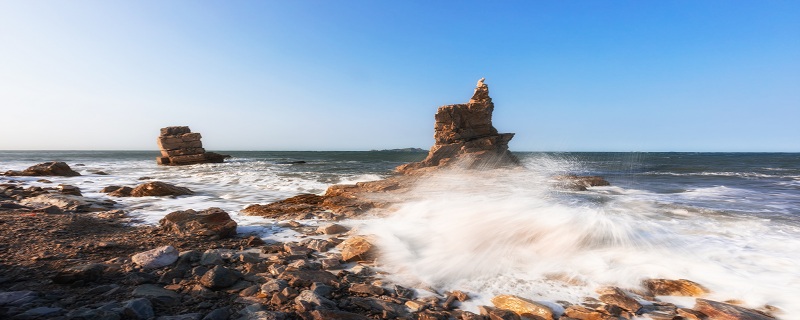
(1, 151), (799, 315)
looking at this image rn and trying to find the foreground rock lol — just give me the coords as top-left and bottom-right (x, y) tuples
(106, 181), (193, 197)
(131, 245), (179, 269)
(156, 126), (229, 166)
(643, 278), (709, 297)
(397, 78), (520, 174)
(3, 161), (81, 177)
(159, 207), (237, 239)
(694, 299), (775, 320)
(491, 295), (555, 320)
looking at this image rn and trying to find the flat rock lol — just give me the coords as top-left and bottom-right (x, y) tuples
(130, 181), (193, 197)
(643, 278), (709, 297)
(0, 290), (38, 306)
(694, 299), (774, 320)
(490, 295), (555, 320)
(132, 245), (179, 269)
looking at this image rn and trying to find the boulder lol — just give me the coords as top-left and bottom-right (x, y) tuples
(338, 236), (375, 262)
(597, 287), (642, 313)
(553, 175), (611, 191)
(57, 184), (82, 196)
(396, 78), (519, 174)
(159, 207), (237, 238)
(3, 161), (81, 177)
(295, 290), (337, 310)
(132, 245), (179, 269)
(130, 181), (193, 197)
(490, 295), (555, 320)
(694, 299), (774, 320)
(200, 265), (241, 289)
(156, 126), (230, 165)
(123, 298), (155, 320)
(643, 278), (709, 297)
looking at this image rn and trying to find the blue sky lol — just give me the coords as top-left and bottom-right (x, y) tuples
(1, 1), (798, 151)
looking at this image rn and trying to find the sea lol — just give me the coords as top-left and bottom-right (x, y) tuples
(1, 151), (799, 315)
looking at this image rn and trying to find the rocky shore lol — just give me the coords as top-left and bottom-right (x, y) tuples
(0, 80), (782, 320)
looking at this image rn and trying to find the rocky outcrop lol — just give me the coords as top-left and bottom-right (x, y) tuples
(694, 299), (775, 320)
(105, 181), (192, 197)
(4, 162), (81, 177)
(397, 78), (519, 174)
(643, 278), (709, 297)
(156, 126), (229, 166)
(159, 207), (237, 239)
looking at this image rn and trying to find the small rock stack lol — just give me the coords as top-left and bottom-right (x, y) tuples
(156, 126), (229, 166)
(397, 78), (519, 174)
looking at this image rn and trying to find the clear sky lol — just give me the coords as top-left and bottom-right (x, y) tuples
(1, 1), (798, 152)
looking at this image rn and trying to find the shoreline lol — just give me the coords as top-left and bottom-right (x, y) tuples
(0, 162), (783, 320)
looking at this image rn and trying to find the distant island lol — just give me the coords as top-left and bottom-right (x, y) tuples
(370, 147), (427, 152)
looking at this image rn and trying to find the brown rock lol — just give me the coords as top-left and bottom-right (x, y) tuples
(552, 175), (611, 191)
(677, 308), (707, 320)
(490, 295), (555, 320)
(156, 126), (229, 166)
(130, 181), (193, 197)
(694, 299), (774, 320)
(349, 283), (384, 296)
(241, 194), (325, 217)
(563, 305), (616, 320)
(396, 78), (519, 174)
(317, 223), (348, 235)
(159, 207), (237, 238)
(597, 287), (642, 313)
(279, 270), (339, 287)
(311, 309), (370, 320)
(643, 278), (709, 297)
(107, 186), (133, 197)
(338, 236), (375, 262)
(57, 184), (82, 196)
(4, 162), (81, 177)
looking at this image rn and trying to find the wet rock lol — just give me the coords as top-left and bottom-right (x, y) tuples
(596, 287), (642, 313)
(694, 299), (774, 320)
(295, 290), (337, 310)
(490, 295), (555, 320)
(396, 78), (519, 174)
(122, 298), (155, 320)
(107, 186), (133, 197)
(552, 175), (610, 191)
(241, 194), (325, 218)
(52, 263), (106, 284)
(200, 265), (241, 290)
(317, 223), (348, 235)
(338, 236), (375, 262)
(643, 278), (709, 297)
(132, 245), (179, 269)
(156, 126), (229, 166)
(677, 308), (707, 320)
(129, 181), (193, 197)
(563, 305), (616, 320)
(57, 184), (82, 196)
(4, 161), (81, 177)
(159, 207), (237, 239)
(489, 308), (521, 320)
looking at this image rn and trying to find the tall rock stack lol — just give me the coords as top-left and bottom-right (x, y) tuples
(156, 126), (229, 166)
(396, 78), (519, 174)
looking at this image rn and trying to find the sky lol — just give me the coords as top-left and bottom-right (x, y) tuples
(0, 1), (798, 152)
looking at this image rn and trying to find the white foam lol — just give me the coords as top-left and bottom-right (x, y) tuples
(361, 166), (800, 315)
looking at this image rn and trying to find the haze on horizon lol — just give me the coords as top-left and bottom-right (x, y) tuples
(1, 1), (798, 152)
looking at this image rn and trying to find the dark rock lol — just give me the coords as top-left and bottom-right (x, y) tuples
(107, 186), (133, 197)
(0, 291), (38, 306)
(159, 207), (237, 238)
(132, 284), (181, 305)
(155, 314), (203, 320)
(122, 298), (155, 320)
(52, 263), (106, 284)
(65, 308), (122, 320)
(4, 161), (81, 177)
(129, 181), (193, 197)
(694, 299), (774, 320)
(202, 307), (231, 320)
(100, 186), (123, 193)
(349, 297), (409, 317)
(393, 285), (415, 299)
(58, 184), (82, 196)
(261, 279), (289, 294)
(17, 306), (66, 318)
(200, 266), (241, 290)
(311, 309), (370, 320)
(552, 175), (611, 191)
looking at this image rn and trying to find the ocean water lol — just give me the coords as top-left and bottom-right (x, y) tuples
(1, 151), (799, 315)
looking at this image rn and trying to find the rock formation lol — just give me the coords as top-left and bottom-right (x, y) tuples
(3, 162), (81, 177)
(397, 78), (519, 174)
(156, 126), (229, 166)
